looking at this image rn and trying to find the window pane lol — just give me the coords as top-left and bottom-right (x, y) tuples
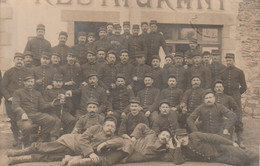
(202, 28), (219, 42)
(178, 28), (197, 40)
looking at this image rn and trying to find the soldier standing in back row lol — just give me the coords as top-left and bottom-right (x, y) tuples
(93, 26), (109, 52)
(72, 32), (88, 65)
(122, 21), (132, 42)
(147, 20), (169, 65)
(210, 50), (226, 84)
(24, 24), (51, 66)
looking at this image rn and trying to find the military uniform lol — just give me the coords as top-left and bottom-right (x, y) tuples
(24, 37), (51, 66)
(167, 65), (187, 90)
(81, 61), (101, 81)
(71, 44), (88, 65)
(151, 67), (168, 90)
(173, 131), (258, 166)
(128, 35), (147, 63)
(210, 61), (226, 83)
(115, 62), (134, 86)
(12, 87), (58, 143)
(51, 44), (70, 65)
(98, 63), (117, 91)
(160, 87), (183, 110)
(187, 103), (236, 136)
(34, 65), (57, 93)
(107, 34), (128, 59)
(71, 114), (104, 134)
(93, 38), (109, 52)
(132, 64), (152, 95)
(2, 66), (32, 142)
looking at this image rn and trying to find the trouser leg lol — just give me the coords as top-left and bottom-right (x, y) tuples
(5, 100), (19, 142)
(17, 119), (33, 146)
(61, 112), (77, 133)
(100, 150), (128, 166)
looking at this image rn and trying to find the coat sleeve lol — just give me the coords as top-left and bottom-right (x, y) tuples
(151, 118), (160, 133)
(219, 105), (236, 130)
(239, 70), (247, 94)
(2, 70), (11, 100)
(228, 96), (242, 121)
(72, 118), (84, 134)
(24, 40), (32, 53)
(186, 107), (200, 132)
(191, 132), (234, 145)
(130, 123), (154, 139)
(12, 90), (25, 117)
(39, 93), (53, 110)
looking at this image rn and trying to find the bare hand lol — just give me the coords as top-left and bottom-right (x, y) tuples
(223, 129), (230, 135)
(233, 142), (239, 148)
(46, 85), (53, 90)
(174, 135), (181, 148)
(133, 76), (138, 81)
(121, 112), (126, 119)
(122, 134), (131, 140)
(36, 79), (43, 84)
(171, 107), (177, 111)
(21, 113), (29, 121)
(127, 85), (132, 90)
(106, 90), (110, 95)
(82, 82), (88, 86)
(131, 137), (137, 142)
(89, 153), (99, 163)
(97, 142), (107, 154)
(8, 97), (13, 102)
(145, 111), (151, 117)
(182, 108), (187, 114)
(65, 90), (72, 97)
(111, 83), (116, 89)
(65, 81), (75, 86)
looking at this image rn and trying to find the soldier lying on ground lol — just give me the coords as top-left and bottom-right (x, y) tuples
(7, 116), (129, 166)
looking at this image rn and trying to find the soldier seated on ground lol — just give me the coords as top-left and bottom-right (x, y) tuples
(71, 99), (104, 134)
(173, 129), (259, 166)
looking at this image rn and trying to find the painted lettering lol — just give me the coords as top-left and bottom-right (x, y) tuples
(136, 0), (151, 8)
(56, 0), (72, 5)
(157, 0), (175, 10)
(177, 0), (191, 9)
(77, 0), (93, 5)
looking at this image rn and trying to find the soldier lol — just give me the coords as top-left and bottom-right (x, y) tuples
(118, 98), (148, 138)
(50, 52), (61, 70)
(2, 53), (32, 146)
(137, 73), (160, 126)
(71, 99), (104, 134)
(179, 75), (204, 129)
(122, 21), (132, 41)
(98, 50), (117, 94)
(51, 31), (70, 65)
(173, 129), (258, 166)
(202, 51), (211, 67)
(24, 51), (34, 70)
(160, 75), (183, 112)
(210, 49), (226, 84)
(115, 49), (134, 87)
(7, 116), (129, 166)
(43, 74), (76, 135)
(132, 51), (152, 95)
(150, 55), (168, 90)
(139, 21), (149, 43)
(167, 52), (186, 90)
(184, 53), (193, 69)
(81, 50), (100, 81)
(93, 26), (109, 52)
(187, 90), (236, 137)
(184, 38), (200, 59)
(152, 99), (179, 135)
(96, 48), (106, 65)
(128, 24), (147, 64)
(85, 32), (96, 52)
(71, 32), (88, 65)
(68, 71), (107, 118)
(106, 22), (114, 38)
(185, 52), (211, 89)
(213, 80), (244, 145)
(34, 51), (56, 94)
(24, 24), (51, 66)
(220, 53), (247, 110)
(147, 20), (169, 65)
(108, 74), (135, 126)
(12, 74), (59, 144)
(163, 55), (174, 70)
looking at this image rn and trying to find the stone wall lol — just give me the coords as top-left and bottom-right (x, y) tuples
(236, 0), (260, 115)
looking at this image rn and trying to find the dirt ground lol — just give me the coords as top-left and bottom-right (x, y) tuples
(0, 113), (259, 166)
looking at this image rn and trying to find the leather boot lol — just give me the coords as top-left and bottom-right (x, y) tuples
(6, 147), (32, 157)
(8, 155), (32, 165)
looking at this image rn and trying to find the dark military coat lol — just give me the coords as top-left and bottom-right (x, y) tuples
(51, 44), (71, 65)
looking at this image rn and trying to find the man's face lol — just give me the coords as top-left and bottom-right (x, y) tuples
(114, 28), (121, 35)
(203, 55), (211, 65)
(204, 93), (216, 106)
(136, 56), (145, 64)
(103, 121), (116, 136)
(144, 77), (153, 87)
(123, 25), (130, 34)
(53, 80), (63, 89)
(88, 36), (95, 43)
(185, 57), (193, 65)
(97, 51), (106, 60)
(106, 54), (116, 64)
(226, 58), (235, 67)
(150, 24), (158, 32)
(24, 78), (35, 89)
(158, 131), (171, 144)
(67, 55), (76, 65)
(193, 56), (202, 65)
(24, 56), (33, 65)
(165, 57), (173, 65)
(214, 83), (224, 94)
(36, 29), (45, 38)
(58, 35), (67, 45)
(177, 135), (189, 146)
(40, 57), (50, 66)
(78, 36), (86, 44)
(107, 25), (113, 34)
(51, 55), (61, 65)
(14, 57), (24, 68)
(191, 77), (201, 88)
(120, 52), (129, 63)
(189, 42), (198, 50)
(152, 59), (160, 68)
(168, 78), (177, 88)
(130, 103), (140, 116)
(99, 31), (107, 39)
(141, 24), (148, 32)
(87, 104), (98, 116)
(88, 76), (98, 86)
(86, 53), (96, 63)
(174, 57), (183, 65)
(159, 103), (170, 115)
(115, 78), (126, 87)
(132, 29), (139, 36)
(212, 55), (221, 62)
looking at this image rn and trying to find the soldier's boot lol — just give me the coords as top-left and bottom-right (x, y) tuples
(8, 155), (32, 165)
(6, 147), (32, 157)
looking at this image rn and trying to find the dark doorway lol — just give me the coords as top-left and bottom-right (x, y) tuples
(74, 21), (107, 45)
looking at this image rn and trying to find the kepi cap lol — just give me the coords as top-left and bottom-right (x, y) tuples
(14, 52), (24, 59)
(36, 24), (45, 31)
(59, 31), (68, 37)
(175, 129), (188, 136)
(225, 53), (235, 59)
